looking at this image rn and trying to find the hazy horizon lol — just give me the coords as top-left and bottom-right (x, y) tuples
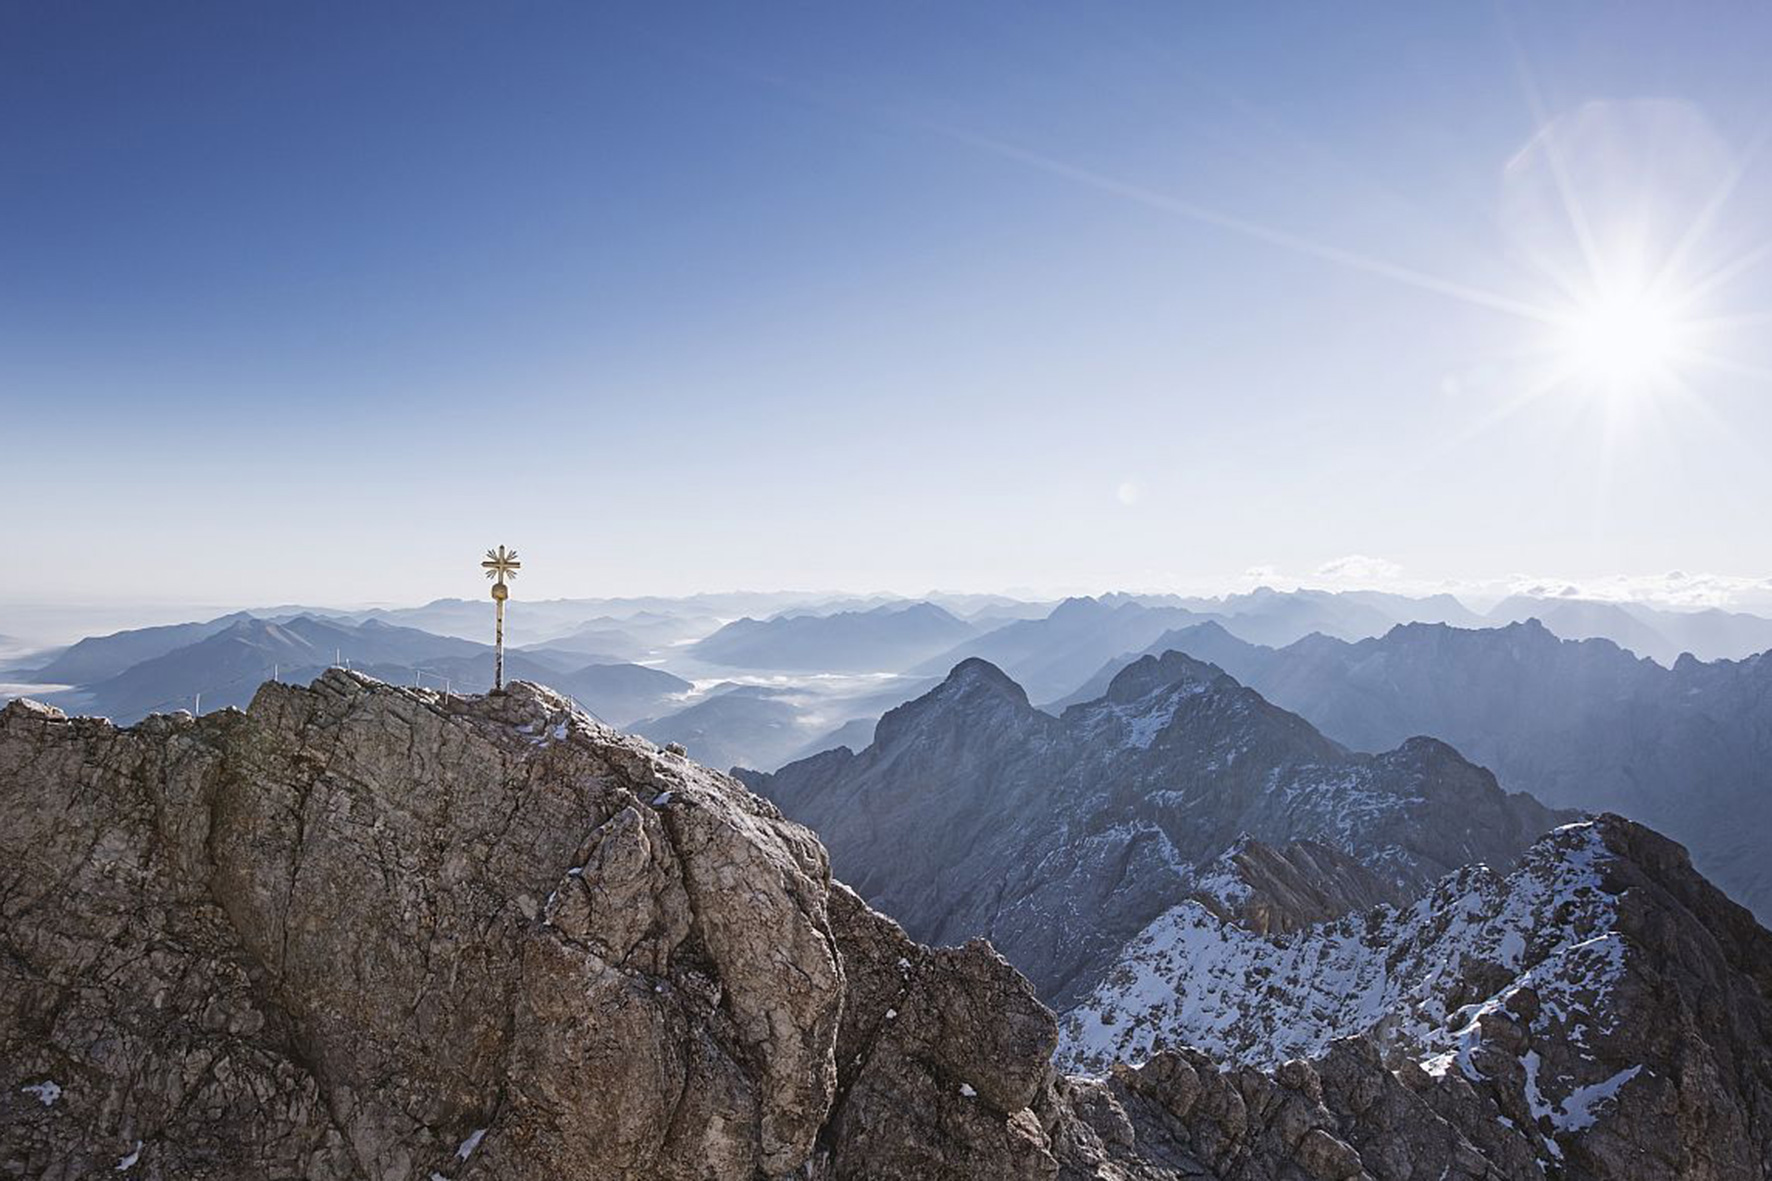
(6, 565), (1772, 656)
(6, 565), (1772, 613)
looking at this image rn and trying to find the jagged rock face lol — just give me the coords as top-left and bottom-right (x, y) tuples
(747, 653), (1562, 1004)
(0, 673), (854, 1179)
(1196, 838), (1402, 936)
(1060, 816), (1772, 1179)
(810, 883), (1063, 1179)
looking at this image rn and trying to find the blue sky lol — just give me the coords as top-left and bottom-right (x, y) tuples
(5, 2), (1770, 606)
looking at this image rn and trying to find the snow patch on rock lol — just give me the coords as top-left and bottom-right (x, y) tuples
(1059, 821), (1626, 1113)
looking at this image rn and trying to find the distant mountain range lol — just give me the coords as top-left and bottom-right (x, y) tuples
(29, 612), (265, 685)
(899, 588), (1701, 706)
(342, 591), (970, 647)
(10, 586), (1772, 808)
(517, 610), (715, 662)
(1173, 587), (1486, 644)
(1485, 594), (1772, 663)
(9, 585), (1772, 671)
(60, 615), (489, 719)
(633, 684), (815, 771)
(1143, 587), (1772, 663)
(1062, 618), (1772, 918)
(690, 602), (980, 672)
(11, 614), (690, 727)
(908, 597), (1225, 703)
(743, 652), (1561, 1005)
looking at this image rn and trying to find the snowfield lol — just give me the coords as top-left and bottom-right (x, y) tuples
(1059, 822), (1638, 1136)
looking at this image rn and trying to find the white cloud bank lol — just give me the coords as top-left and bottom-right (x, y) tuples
(1237, 557), (1772, 613)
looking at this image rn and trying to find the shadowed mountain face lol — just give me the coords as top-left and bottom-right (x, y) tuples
(1075, 619), (1772, 919)
(689, 602), (981, 672)
(745, 653), (1563, 1005)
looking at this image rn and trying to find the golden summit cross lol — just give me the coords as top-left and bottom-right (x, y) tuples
(482, 545), (521, 692)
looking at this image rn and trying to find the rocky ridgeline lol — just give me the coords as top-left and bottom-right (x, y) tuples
(748, 653), (1562, 1006)
(1062, 814), (1772, 1178)
(1186, 836), (1402, 936)
(3, 672), (1770, 1180)
(1111, 618), (1772, 921)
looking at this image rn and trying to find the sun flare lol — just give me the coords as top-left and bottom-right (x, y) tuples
(1555, 282), (1691, 394)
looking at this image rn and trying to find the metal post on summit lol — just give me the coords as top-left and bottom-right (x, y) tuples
(481, 545), (521, 693)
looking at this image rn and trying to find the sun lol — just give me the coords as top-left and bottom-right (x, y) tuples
(1554, 281), (1692, 395)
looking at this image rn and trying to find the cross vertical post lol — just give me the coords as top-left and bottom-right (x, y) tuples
(494, 593), (505, 689)
(481, 545), (521, 693)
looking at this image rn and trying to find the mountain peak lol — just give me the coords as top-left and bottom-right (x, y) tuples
(1172, 618), (1238, 642)
(1048, 595), (1107, 620)
(1100, 649), (1228, 705)
(876, 600), (957, 621)
(942, 656), (1029, 701)
(856, 658), (1041, 755)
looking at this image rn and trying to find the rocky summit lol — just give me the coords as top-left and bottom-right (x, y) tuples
(3, 671), (1771, 1180)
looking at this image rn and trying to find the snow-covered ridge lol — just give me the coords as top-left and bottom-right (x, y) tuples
(1059, 821), (1623, 1091)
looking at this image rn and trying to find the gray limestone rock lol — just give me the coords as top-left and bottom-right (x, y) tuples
(0, 674), (840, 1180)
